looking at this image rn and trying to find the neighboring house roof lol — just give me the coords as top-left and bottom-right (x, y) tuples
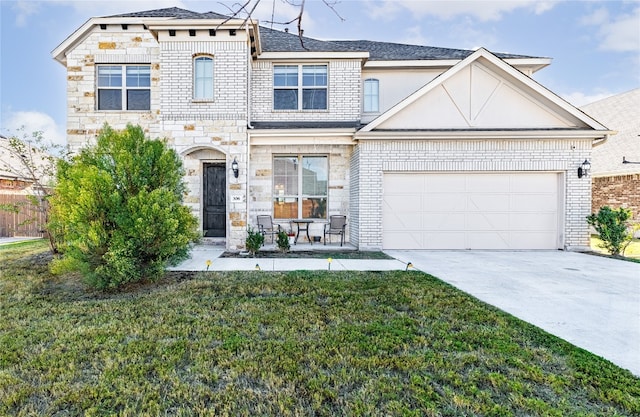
(581, 88), (640, 176)
(0, 136), (55, 185)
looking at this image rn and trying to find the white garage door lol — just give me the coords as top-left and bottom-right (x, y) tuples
(382, 172), (561, 249)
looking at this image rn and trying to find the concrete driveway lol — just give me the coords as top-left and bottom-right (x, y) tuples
(385, 250), (640, 376)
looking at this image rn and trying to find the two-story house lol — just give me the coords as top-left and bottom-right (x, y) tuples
(52, 7), (612, 251)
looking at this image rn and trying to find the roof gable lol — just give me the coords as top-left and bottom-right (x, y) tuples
(361, 48), (609, 133)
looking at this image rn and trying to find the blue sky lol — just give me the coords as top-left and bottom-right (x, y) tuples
(1, 0), (639, 146)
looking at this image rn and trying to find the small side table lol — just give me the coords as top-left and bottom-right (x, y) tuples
(291, 219), (314, 244)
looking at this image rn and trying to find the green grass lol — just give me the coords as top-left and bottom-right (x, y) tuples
(590, 235), (640, 262)
(1, 241), (639, 416)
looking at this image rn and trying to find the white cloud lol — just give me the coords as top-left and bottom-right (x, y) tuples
(12, 0), (40, 27)
(599, 8), (640, 52)
(562, 91), (617, 107)
(581, 6), (640, 52)
(2, 111), (67, 148)
(369, 0), (559, 22)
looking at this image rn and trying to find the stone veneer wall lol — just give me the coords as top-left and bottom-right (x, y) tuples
(592, 174), (640, 220)
(250, 60), (362, 122)
(354, 138), (593, 250)
(64, 26), (161, 151)
(249, 143), (353, 239)
(64, 26), (251, 249)
(158, 34), (249, 249)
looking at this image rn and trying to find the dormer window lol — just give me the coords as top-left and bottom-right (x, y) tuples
(273, 64), (327, 111)
(193, 56), (214, 100)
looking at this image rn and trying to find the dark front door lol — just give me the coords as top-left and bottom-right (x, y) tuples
(203, 163), (226, 237)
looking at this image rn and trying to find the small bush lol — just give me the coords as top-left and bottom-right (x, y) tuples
(246, 226), (264, 256)
(276, 230), (291, 253)
(587, 206), (633, 256)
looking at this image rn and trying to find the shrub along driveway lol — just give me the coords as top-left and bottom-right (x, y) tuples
(386, 250), (640, 376)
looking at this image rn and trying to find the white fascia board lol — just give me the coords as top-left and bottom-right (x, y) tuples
(51, 16), (176, 65)
(363, 59), (461, 68)
(52, 18), (94, 65)
(258, 51), (369, 60)
(146, 18), (247, 29)
(355, 129), (616, 141)
(249, 128), (356, 144)
(503, 58), (552, 73)
(361, 48), (609, 133)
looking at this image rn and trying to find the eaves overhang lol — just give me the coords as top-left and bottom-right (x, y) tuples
(52, 16), (257, 65)
(354, 129), (616, 141)
(258, 51), (369, 60)
(249, 128), (356, 145)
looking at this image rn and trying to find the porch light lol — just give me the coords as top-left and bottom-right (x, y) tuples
(231, 158), (239, 178)
(577, 159), (591, 178)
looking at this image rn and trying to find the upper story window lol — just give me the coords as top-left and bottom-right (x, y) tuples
(194, 56), (214, 100)
(273, 64), (327, 111)
(97, 65), (150, 111)
(363, 78), (379, 113)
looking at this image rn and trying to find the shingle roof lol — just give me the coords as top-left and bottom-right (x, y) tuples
(106, 7), (228, 20)
(251, 121), (362, 130)
(258, 26), (360, 53)
(581, 88), (640, 176)
(102, 7), (543, 60)
(332, 40), (539, 61)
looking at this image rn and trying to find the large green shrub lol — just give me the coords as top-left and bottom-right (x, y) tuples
(48, 124), (199, 289)
(586, 206), (633, 257)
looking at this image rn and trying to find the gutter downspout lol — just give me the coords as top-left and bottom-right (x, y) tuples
(593, 132), (614, 147)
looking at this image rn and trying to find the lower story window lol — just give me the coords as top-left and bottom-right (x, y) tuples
(273, 155), (327, 219)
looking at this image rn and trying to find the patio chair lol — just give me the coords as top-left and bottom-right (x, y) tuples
(257, 215), (281, 244)
(324, 215), (347, 246)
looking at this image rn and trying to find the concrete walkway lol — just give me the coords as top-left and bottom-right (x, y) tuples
(168, 244), (408, 272)
(0, 237), (43, 245)
(386, 250), (640, 376)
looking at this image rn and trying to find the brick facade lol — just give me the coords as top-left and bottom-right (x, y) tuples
(354, 138), (593, 250)
(249, 143), (353, 239)
(592, 174), (640, 220)
(58, 10), (607, 251)
(251, 60), (362, 122)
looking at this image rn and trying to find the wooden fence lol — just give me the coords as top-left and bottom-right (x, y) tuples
(0, 194), (46, 237)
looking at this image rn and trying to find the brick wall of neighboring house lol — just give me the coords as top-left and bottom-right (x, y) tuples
(354, 138), (593, 250)
(592, 174), (640, 220)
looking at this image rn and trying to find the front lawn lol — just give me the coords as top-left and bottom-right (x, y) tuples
(1, 241), (638, 416)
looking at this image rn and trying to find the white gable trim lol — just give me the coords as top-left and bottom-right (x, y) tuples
(359, 48), (609, 133)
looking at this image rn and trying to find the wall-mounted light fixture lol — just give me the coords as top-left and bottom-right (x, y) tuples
(623, 156), (640, 164)
(577, 159), (591, 178)
(231, 158), (239, 178)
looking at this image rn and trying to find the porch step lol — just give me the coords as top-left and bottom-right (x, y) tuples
(201, 237), (226, 246)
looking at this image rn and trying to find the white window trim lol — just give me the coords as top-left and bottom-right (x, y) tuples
(96, 64), (151, 111)
(273, 64), (328, 111)
(193, 55), (214, 101)
(273, 154), (329, 220)
(363, 78), (380, 113)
